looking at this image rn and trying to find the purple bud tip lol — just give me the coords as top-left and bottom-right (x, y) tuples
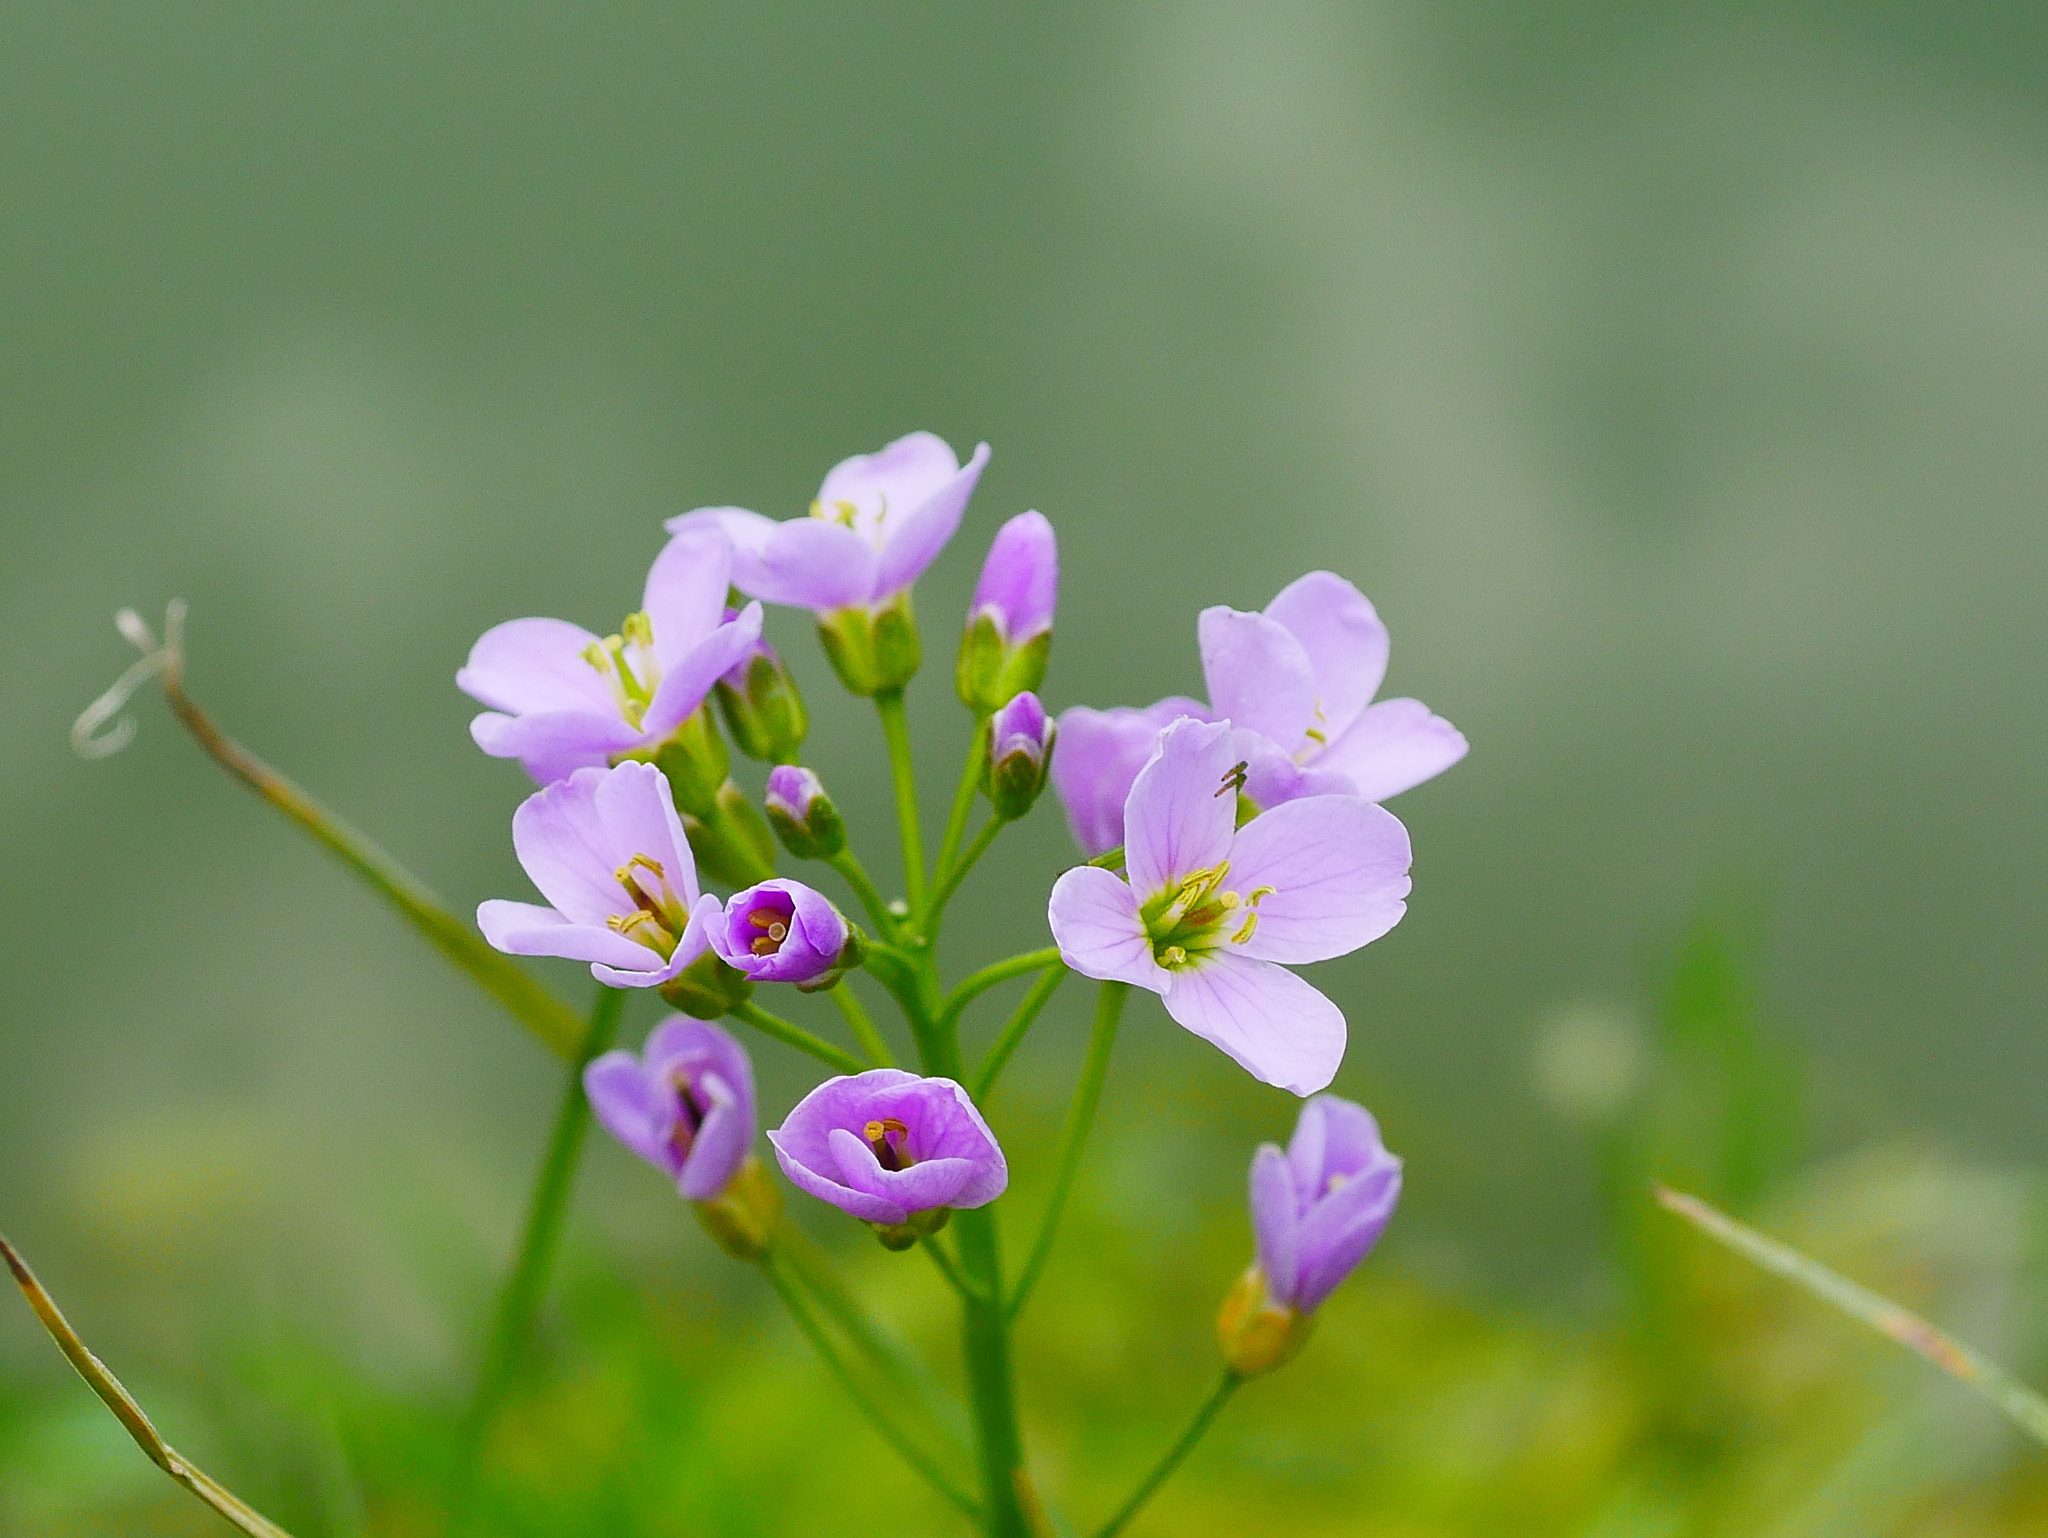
(991, 691), (1052, 764)
(766, 764), (823, 818)
(1248, 1095), (1402, 1313)
(708, 878), (849, 985)
(970, 511), (1058, 642)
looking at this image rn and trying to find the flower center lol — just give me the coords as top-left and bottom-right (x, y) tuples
(809, 492), (889, 545)
(864, 1117), (913, 1171)
(666, 1072), (709, 1162)
(746, 902), (793, 957)
(581, 610), (662, 729)
(605, 853), (691, 958)
(1140, 861), (1277, 968)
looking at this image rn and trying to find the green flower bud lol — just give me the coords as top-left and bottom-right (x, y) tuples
(694, 1155), (782, 1262)
(763, 765), (847, 861)
(715, 644), (809, 765)
(1215, 1265), (1313, 1378)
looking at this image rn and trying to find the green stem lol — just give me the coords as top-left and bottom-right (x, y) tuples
(1093, 1371), (1241, 1537)
(730, 1000), (867, 1076)
(874, 689), (927, 918)
(972, 965), (1068, 1102)
(928, 816), (1004, 930)
(827, 848), (898, 941)
(941, 948), (1064, 1033)
(773, 1222), (959, 1426)
(449, 985), (625, 1524)
(954, 1206), (1030, 1537)
(759, 1244), (981, 1517)
(155, 637), (584, 1059)
(932, 713), (991, 908)
(1008, 981), (1128, 1321)
(829, 982), (893, 1066)
(921, 1234), (982, 1302)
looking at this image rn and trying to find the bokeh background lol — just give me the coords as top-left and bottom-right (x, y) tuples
(6, 3), (2048, 1533)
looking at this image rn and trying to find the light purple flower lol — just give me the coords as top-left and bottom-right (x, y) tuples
(986, 690), (1055, 820)
(706, 879), (854, 987)
(765, 764), (826, 822)
(666, 431), (991, 616)
(1200, 571), (1466, 804)
(970, 511), (1057, 644)
(1250, 1095), (1402, 1313)
(1047, 718), (1412, 1095)
(1049, 697), (1212, 857)
(477, 761), (719, 988)
(768, 1070), (1008, 1227)
(584, 1017), (756, 1201)
(458, 528), (766, 785)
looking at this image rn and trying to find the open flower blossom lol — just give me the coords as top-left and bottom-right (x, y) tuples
(1250, 1094), (1402, 1314)
(584, 1016), (756, 1201)
(458, 528), (765, 786)
(1050, 697), (1212, 857)
(477, 760), (718, 988)
(667, 432), (990, 618)
(1047, 718), (1411, 1095)
(1200, 571), (1465, 805)
(768, 1070), (1008, 1235)
(706, 878), (858, 988)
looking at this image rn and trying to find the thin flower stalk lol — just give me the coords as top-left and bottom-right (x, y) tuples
(875, 689), (928, 916)
(830, 982), (894, 1066)
(932, 711), (992, 907)
(972, 963), (1068, 1102)
(729, 1000), (869, 1076)
(928, 815), (1004, 928)
(940, 947), (1064, 1033)
(1093, 1370), (1242, 1538)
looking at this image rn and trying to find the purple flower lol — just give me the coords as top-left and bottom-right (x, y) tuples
(970, 511), (1057, 644)
(477, 761), (719, 988)
(706, 879), (857, 988)
(1049, 697), (1213, 857)
(458, 528), (767, 786)
(1046, 718), (1411, 1095)
(763, 764), (846, 860)
(1250, 1095), (1402, 1313)
(583, 1016), (756, 1200)
(768, 1070), (1008, 1234)
(1200, 571), (1466, 805)
(985, 690), (1055, 821)
(667, 432), (990, 616)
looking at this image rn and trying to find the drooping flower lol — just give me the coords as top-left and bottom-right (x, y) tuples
(477, 761), (718, 988)
(1219, 1094), (1402, 1374)
(668, 432), (990, 695)
(958, 511), (1057, 710)
(1049, 697), (1212, 857)
(458, 528), (766, 787)
(1046, 718), (1411, 1095)
(1200, 571), (1465, 805)
(583, 1016), (757, 1200)
(763, 764), (846, 860)
(768, 1070), (1007, 1246)
(984, 690), (1055, 821)
(706, 879), (862, 990)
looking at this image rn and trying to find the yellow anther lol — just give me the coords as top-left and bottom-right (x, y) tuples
(626, 853), (668, 881)
(1245, 885), (1277, 908)
(1159, 944), (1188, 967)
(1229, 914), (1259, 946)
(620, 610), (654, 649)
(1303, 726), (1328, 747)
(1219, 891), (1242, 910)
(1325, 1171), (1351, 1195)
(747, 906), (783, 930)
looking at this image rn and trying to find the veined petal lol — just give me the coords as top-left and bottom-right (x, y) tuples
(678, 1068), (748, 1201)
(642, 527), (735, 670)
(771, 1129), (906, 1225)
(477, 900), (659, 970)
(1232, 728), (1353, 813)
(457, 617), (612, 716)
(592, 760), (699, 904)
(582, 1052), (674, 1173)
(1249, 1143), (1302, 1306)
(1314, 697), (1468, 802)
(1198, 607), (1318, 752)
(1291, 1156), (1402, 1312)
(1050, 697), (1209, 856)
(874, 441), (989, 599)
(666, 507), (779, 590)
(755, 520), (882, 610)
(1264, 572), (1390, 741)
(640, 602), (764, 741)
(1046, 866), (1167, 990)
(1123, 717), (1238, 897)
(1290, 1095), (1386, 1194)
(1161, 953), (1345, 1096)
(509, 770), (632, 923)
(817, 431), (963, 521)
(1224, 796), (1412, 965)
(470, 709), (638, 785)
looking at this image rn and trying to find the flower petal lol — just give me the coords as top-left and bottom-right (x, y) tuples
(1290, 1095), (1386, 1190)
(477, 900), (659, 970)
(1198, 607), (1318, 752)
(874, 441), (990, 599)
(593, 761), (699, 904)
(1224, 796), (1412, 965)
(1161, 953), (1346, 1096)
(679, 1068), (749, 1200)
(1123, 716), (1238, 898)
(1313, 697), (1469, 802)
(817, 431), (963, 518)
(642, 527), (735, 672)
(769, 1127), (905, 1224)
(1049, 698), (1210, 857)
(1046, 866), (1167, 990)
(639, 601), (765, 741)
(666, 506), (778, 583)
(470, 709), (639, 785)
(457, 618), (611, 716)
(1291, 1153), (1402, 1312)
(508, 772), (626, 922)
(1263, 572), (1389, 741)
(1249, 1143), (1302, 1306)
(755, 520), (882, 610)
(583, 1051), (676, 1174)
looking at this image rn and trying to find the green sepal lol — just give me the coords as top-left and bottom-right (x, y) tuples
(984, 724), (1056, 822)
(660, 950), (755, 1020)
(647, 706), (730, 819)
(715, 652), (809, 764)
(871, 1205), (951, 1251)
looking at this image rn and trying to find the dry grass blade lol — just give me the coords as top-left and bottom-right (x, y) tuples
(1653, 1183), (2048, 1446)
(1, 1231), (299, 1537)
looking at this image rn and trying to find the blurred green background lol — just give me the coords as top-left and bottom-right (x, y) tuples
(6, 2), (2048, 1533)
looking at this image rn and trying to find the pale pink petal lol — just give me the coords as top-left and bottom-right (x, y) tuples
(593, 760), (698, 901)
(1198, 607), (1318, 752)
(1123, 717), (1238, 898)
(457, 618), (612, 716)
(639, 602), (764, 741)
(642, 527), (735, 669)
(1223, 796), (1411, 964)
(1047, 866), (1168, 991)
(754, 520), (881, 610)
(1263, 572), (1389, 740)
(1249, 1144), (1301, 1302)
(817, 431), (962, 517)
(477, 899), (658, 970)
(509, 769), (628, 923)
(1313, 697), (1468, 802)
(1161, 953), (1346, 1096)
(470, 709), (639, 785)
(666, 506), (779, 591)
(874, 441), (989, 599)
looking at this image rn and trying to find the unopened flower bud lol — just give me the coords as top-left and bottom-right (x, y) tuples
(984, 691), (1055, 821)
(957, 512), (1057, 711)
(649, 705), (731, 819)
(683, 779), (779, 889)
(1216, 1264), (1313, 1377)
(764, 765), (847, 860)
(708, 879), (865, 992)
(818, 593), (921, 697)
(695, 1153), (783, 1261)
(660, 948), (755, 1019)
(714, 618), (809, 764)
